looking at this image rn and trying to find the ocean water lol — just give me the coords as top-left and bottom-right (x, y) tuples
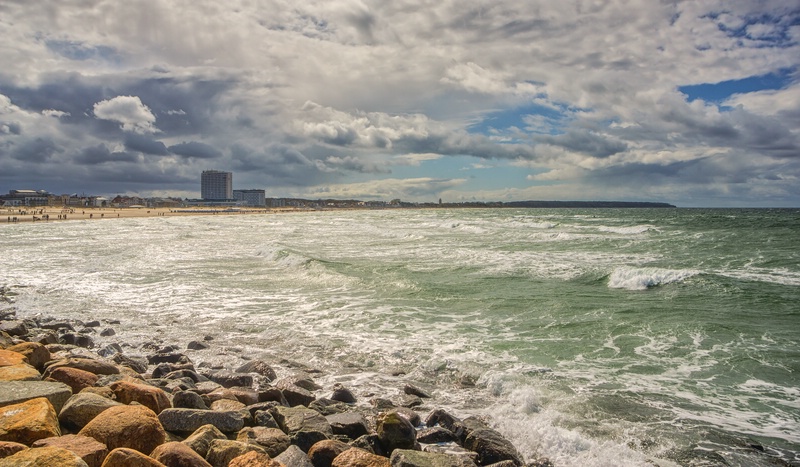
(1, 208), (798, 466)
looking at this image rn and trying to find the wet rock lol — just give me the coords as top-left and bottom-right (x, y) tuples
(173, 391), (209, 410)
(236, 426), (290, 457)
(100, 447), (166, 467)
(281, 384), (316, 407)
(351, 434), (386, 457)
(309, 398), (350, 416)
(0, 397), (61, 445)
(152, 362), (196, 379)
(0, 381), (73, 413)
(331, 447), (390, 467)
(228, 450), (283, 467)
(277, 372), (322, 391)
(236, 360), (277, 382)
(0, 446), (89, 467)
(112, 353), (148, 374)
(148, 352), (190, 365)
(158, 408), (245, 434)
(187, 341), (210, 350)
(59, 393), (123, 431)
(96, 343), (122, 358)
(416, 426), (458, 444)
(182, 424), (226, 459)
(462, 427), (523, 466)
(5, 343), (50, 372)
(273, 406), (333, 436)
(99, 328), (115, 337)
(330, 383), (357, 404)
(150, 441), (212, 467)
(31, 434), (108, 467)
(258, 387), (289, 406)
(394, 394), (423, 408)
(403, 384), (432, 399)
(83, 321), (101, 328)
(394, 407), (422, 427)
(326, 412), (369, 440)
(47, 367), (99, 393)
(390, 449), (479, 467)
(38, 321), (75, 333)
(254, 410), (281, 429)
(0, 321), (27, 337)
(205, 439), (267, 467)
(164, 369), (202, 382)
(79, 404), (166, 455)
(110, 380), (171, 414)
(275, 444), (315, 467)
(60, 333), (94, 349)
(376, 409), (418, 454)
(291, 430), (330, 453)
(308, 439), (351, 467)
(204, 370), (253, 389)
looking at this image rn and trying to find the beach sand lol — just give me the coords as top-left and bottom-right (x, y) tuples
(2, 206), (296, 224)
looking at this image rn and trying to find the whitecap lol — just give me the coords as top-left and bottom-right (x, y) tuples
(608, 267), (699, 290)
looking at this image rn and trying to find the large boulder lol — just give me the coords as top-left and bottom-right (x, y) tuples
(275, 444), (315, 467)
(0, 441), (28, 458)
(0, 349), (27, 367)
(0, 397), (61, 445)
(273, 406), (332, 436)
(327, 412), (369, 440)
(4, 343), (50, 372)
(59, 393), (123, 431)
(462, 427), (523, 466)
(79, 404), (166, 455)
(235, 360), (277, 382)
(307, 439), (351, 467)
(0, 381), (72, 413)
(173, 390), (209, 410)
(331, 447), (390, 467)
(31, 434), (108, 467)
(205, 439), (267, 467)
(236, 426), (290, 458)
(46, 367), (99, 393)
(0, 363), (41, 382)
(0, 446), (89, 467)
(390, 449), (479, 467)
(100, 447), (166, 467)
(158, 408), (245, 434)
(44, 357), (120, 376)
(376, 410), (417, 454)
(150, 441), (212, 467)
(181, 424), (226, 459)
(228, 450), (283, 467)
(110, 380), (171, 414)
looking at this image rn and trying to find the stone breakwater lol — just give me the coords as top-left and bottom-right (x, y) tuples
(0, 303), (552, 466)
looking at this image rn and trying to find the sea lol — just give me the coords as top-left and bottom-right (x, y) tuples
(1, 207), (798, 466)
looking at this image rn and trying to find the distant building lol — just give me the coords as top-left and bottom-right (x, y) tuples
(0, 190), (50, 207)
(201, 170), (233, 200)
(234, 189), (266, 207)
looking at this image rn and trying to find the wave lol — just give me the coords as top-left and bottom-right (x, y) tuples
(608, 267), (699, 290)
(596, 225), (656, 235)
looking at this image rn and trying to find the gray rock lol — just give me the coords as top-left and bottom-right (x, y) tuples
(187, 340), (210, 350)
(254, 410), (281, 429)
(277, 372), (322, 391)
(236, 360), (277, 382)
(158, 408), (245, 433)
(111, 353), (148, 374)
(0, 381), (73, 413)
(291, 430), (330, 453)
(327, 412), (369, 440)
(281, 384), (316, 407)
(404, 384), (432, 399)
(258, 387), (289, 405)
(99, 328), (116, 337)
(148, 352), (190, 365)
(330, 383), (357, 403)
(59, 332), (93, 348)
(462, 427), (523, 466)
(390, 449), (479, 467)
(377, 409), (418, 454)
(0, 320), (28, 336)
(351, 434), (387, 457)
(273, 406), (333, 436)
(58, 392), (123, 430)
(182, 424), (227, 458)
(205, 370), (253, 389)
(275, 444), (315, 467)
(173, 390), (209, 410)
(236, 426), (291, 457)
(309, 398), (351, 415)
(416, 427), (458, 444)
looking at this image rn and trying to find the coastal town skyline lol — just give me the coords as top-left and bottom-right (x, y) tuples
(0, 1), (798, 207)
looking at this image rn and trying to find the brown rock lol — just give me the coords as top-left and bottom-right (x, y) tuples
(101, 447), (167, 467)
(47, 367), (99, 393)
(59, 392), (123, 431)
(5, 343), (50, 372)
(226, 387), (259, 406)
(110, 380), (171, 414)
(0, 441), (27, 458)
(308, 439), (350, 467)
(331, 447), (390, 467)
(236, 427), (290, 458)
(0, 397), (60, 445)
(79, 404), (166, 455)
(80, 386), (116, 399)
(0, 446), (89, 467)
(44, 357), (120, 377)
(205, 439), (267, 467)
(0, 363), (41, 382)
(209, 399), (245, 412)
(228, 450), (283, 467)
(0, 350), (26, 367)
(181, 424), (226, 459)
(150, 441), (212, 467)
(32, 434), (108, 467)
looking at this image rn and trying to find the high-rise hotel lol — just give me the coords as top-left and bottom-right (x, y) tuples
(201, 170), (233, 200)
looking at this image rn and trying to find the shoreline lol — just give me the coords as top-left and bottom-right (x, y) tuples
(1, 206), (305, 225)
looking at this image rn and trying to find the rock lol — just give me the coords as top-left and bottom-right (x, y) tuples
(187, 341), (209, 350)
(158, 408), (245, 434)
(394, 395), (423, 408)
(44, 357), (120, 376)
(210, 399), (245, 412)
(5, 343), (50, 372)
(326, 412), (369, 440)
(254, 410), (281, 429)
(38, 321), (75, 333)
(79, 386), (115, 399)
(150, 441), (212, 467)
(60, 333), (94, 348)
(194, 381), (223, 395)
(0, 381), (73, 413)
(79, 404), (166, 455)
(235, 360), (277, 382)
(416, 427), (458, 444)
(291, 430), (329, 453)
(110, 380), (171, 414)
(331, 447), (391, 467)
(275, 444), (315, 467)
(181, 424), (226, 459)
(31, 434), (108, 467)
(99, 328), (115, 337)
(112, 354), (148, 374)
(281, 384), (316, 407)
(308, 399), (351, 416)
(97, 343), (122, 358)
(371, 398), (395, 410)
(403, 384), (432, 399)
(163, 369), (202, 382)
(308, 439), (351, 467)
(258, 388), (289, 406)
(152, 362), (196, 379)
(226, 387), (259, 406)
(0, 321), (27, 337)
(46, 367), (99, 393)
(462, 428), (523, 466)
(0, 446), (89, 467)
(147, 352), (190, 365)
(277, 372), (322, 392)
(0, 397), (61, 445)
(0, 441), (28, 458)
(35, 332), (58, 346)
(393, 408), (421, 428)
(0, 363), (41, 381)
(236, 427), (290, 457)
(100, 447), (166, 467)
(330, 384), (357, 404)
(204, 371), (253, 389)
(390, 449), (479, 467)
(59, 393), (123, 431)
(0, 350), (27, 367)
(376, 410), (417, 454)
(205, 439), (267, 467)
(424, 410), (462, 435)
(228, 450), (283, 467)
(173, 391), (209, 410)
(351, 434), (386, 457)
(273, 406), (333, 436)
(83, 321), (101, 328)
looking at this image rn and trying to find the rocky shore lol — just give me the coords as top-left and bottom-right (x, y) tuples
(0, 291), (550, 467)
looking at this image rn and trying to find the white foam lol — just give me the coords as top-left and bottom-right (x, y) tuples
(608, 267), (699, 290)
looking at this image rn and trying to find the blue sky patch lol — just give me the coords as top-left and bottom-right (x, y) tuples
(679, 68), (795, 103)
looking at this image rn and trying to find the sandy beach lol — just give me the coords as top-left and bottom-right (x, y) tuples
(2, 206), (296, 224)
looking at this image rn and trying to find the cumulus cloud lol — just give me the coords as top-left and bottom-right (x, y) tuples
(93, 96), (158, 134)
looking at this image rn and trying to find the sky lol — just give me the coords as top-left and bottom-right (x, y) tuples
(1, 1), (799, 207)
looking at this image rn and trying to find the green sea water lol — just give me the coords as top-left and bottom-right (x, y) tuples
(1, 208), (798, 466)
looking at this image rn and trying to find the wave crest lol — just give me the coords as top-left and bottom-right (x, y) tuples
(608, 267), (698, 290)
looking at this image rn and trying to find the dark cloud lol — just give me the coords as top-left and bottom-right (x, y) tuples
(11, 137), (60, 162)
(74, 144), (139, 165)
(124, 134), (170, 155)
(168, 141), (222, 159)
(536, 130), (628, 158)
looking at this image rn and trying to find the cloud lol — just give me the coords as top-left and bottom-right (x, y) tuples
(167, 141), (222, 159)
(93, 96), (158, 134)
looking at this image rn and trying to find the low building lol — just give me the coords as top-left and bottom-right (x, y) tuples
(0, 190), (51, 207)
(233, 189), (266, 207)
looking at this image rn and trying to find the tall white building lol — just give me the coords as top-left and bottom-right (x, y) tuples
(201, 170), (232, 200)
